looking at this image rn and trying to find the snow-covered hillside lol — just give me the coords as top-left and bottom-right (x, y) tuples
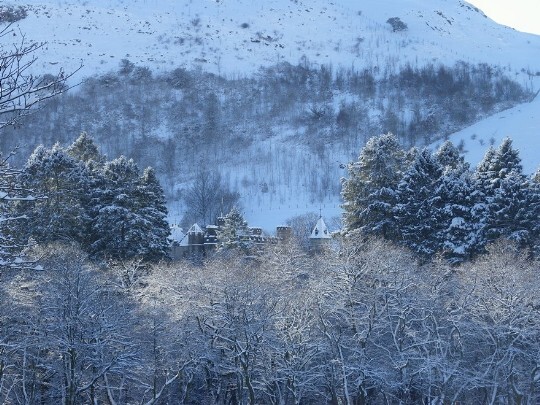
(440, 90), (540, 174)
(2, 0), (539, 232)
(6, 0), (540, 82)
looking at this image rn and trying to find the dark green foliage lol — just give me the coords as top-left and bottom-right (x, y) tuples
(435, 140), (468, 171)
(342, 138), (540, 262)
(0, 153), (38, 269)
(432, 168), (482, 263)
(90, 156), (170, 261)
(533, 167), (540, 184)
(530, 176), (540, 255)
(475, 138), (523, 194)
(16, 135), (170, 262)
(136, 167), (171, 260)
(66, 132), (103, 164)
(483, 171), (538, 248)
(90, 156), (143, 260)
(474, 146), (497, 188)
(17, 144), (92, 245)
(474, 138), (527, 248)
(341, 133), (405, 238)
(394, 149), (443, 257)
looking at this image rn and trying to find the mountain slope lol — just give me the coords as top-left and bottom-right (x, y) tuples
(2, 0), (539, 232)
(5, 0), (540, 81)
(440, 91), (540, 174)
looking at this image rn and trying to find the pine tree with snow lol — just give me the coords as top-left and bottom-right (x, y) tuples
(475, 138), (523, 195)
(17, 144), (92, 245)
(483, 171), (539, 249)
(90, 157), (170, 261)
(435, 140), (468, 172)
(429, 141), (482, 262)
(393, 148), (443, 257)
(493, 137), (523, 178)
(90, 157), (144, 260)
(431, 168), (482, 263)
(135, 167), (170, 261)
(532, 167), (540, 184)
(66, 132), (104, 165)
(0, 153), (41, 269)
(216, 207), (250, 252)
(473, 138), (535, 250)
(474, 145), (497, 194)
(341, 133), (405, 238)
(530, 171), (540, 256)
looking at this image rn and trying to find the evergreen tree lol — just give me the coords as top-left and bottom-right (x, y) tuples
(216, 207), (250, 252)
(431, 168), (482, 263)
(0, 32), (70, 270)
(0, 153), (39, 269)
(435, 140), (467, 172)
(475, 138), (523, 195)
(494, 137), (523, 178)
(483, 171), (539, 249)
(530, 172), (540, 256)
(17, 144), (92, 245)
(474, 138), (535, 250)
(393, 149), (443, 257)
(90, 156), (143, 260)
(341, 133), (405, 238)
(135, 167), (170, 261)
(66, 132), (103, 164)
(474, 145), (497, 194)
(532, 167), (540, 184)
(90, 157), (169, 261)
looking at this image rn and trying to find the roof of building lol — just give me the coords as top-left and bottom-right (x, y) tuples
(187, 223), (204, 234)
(310, 217), (331, 239)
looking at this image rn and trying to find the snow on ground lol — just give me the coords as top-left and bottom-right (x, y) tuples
(439, 83), (540, 174)
(4, 0), (540, 84)
(4, 0), (539, 232)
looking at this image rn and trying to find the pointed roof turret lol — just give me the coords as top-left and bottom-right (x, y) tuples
(187, 223), (204, 234)
(310, 217), (331, 239)
(180, 223), (205, 246)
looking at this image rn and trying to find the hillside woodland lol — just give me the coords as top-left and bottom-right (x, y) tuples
(0, 60), (530, 223)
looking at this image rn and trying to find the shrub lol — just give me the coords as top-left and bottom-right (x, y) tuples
(0, 6), (27, 23)
(387, 17), (408, 32)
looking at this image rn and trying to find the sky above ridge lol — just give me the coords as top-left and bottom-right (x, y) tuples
(467, 0), (540, 35)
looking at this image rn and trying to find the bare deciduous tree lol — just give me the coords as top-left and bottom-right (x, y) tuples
(183, 170), (240, 226)
(0, 25), (78, 129)
(0, 26), (77, 270)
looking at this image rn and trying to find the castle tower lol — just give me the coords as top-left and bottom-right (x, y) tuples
(309, 216), (331, 251)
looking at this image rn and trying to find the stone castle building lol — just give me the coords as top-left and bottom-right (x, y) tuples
(170, 215), (333, 259)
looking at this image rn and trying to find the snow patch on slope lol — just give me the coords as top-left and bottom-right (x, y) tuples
(5, 0), (540, 83)
(439, 86), (540, 174)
